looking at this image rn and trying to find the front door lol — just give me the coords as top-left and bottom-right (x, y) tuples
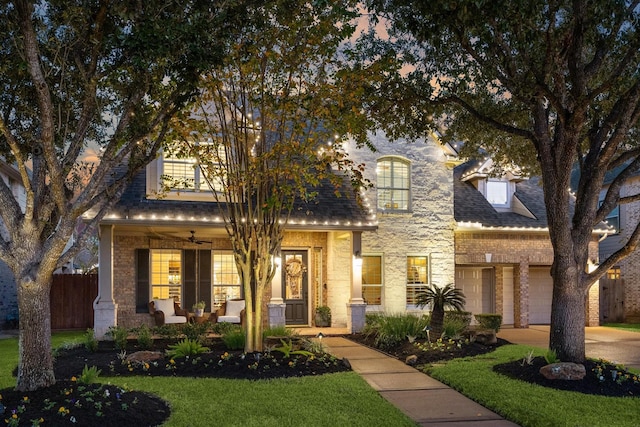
(282, 250), (308, 325)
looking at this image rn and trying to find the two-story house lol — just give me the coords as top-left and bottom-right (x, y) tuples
(94, 132), (611, 337)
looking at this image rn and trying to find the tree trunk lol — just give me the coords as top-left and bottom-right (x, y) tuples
(549, 256), (587, 363)
(16, 277), (55, 391)
(430, 307), (444, 340)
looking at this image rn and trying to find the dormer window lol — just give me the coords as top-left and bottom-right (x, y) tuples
(486, 180), (509, 207)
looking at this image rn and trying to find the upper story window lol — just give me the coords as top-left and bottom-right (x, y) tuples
(486, 180), (509, 206)
(598, 197), (620, 233)
(162, 144), (225, 193)
(377, 157), (410, 211)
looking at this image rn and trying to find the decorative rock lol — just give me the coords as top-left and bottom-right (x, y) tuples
(473, 329), (497, 345)
(405, 355), (418, 366)
(126, 351), (164, 363)
(540, 362), (586, 380)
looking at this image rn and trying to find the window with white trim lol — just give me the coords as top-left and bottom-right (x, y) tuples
(212, 252), (241, 306)
(406, 255), (429, 307)
(150, 249), (182, 303)
(377, 157), (410, 211)
(362, 255), (382, 305)
(162, 143), (225, 193)
(486, 180), (509, 207)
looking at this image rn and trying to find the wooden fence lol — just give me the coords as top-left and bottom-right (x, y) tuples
(50, 274), (98, 330)
(599, 278), (625, 323)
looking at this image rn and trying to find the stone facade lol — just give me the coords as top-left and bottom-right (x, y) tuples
(346, 133), (456, 314)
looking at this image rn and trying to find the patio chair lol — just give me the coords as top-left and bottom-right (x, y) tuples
(215, 299), (246, 327)
(149, 298), (190, 326)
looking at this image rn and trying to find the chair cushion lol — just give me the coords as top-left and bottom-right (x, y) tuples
(164, 315), (187, 324)
(217, 315), (241, 324)
(225, 300), (245, 317)
(154, 298), (175, 317)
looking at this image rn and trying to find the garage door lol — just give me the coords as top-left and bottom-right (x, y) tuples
(529, 267), (553, 324)
(455, 267), (493, 315)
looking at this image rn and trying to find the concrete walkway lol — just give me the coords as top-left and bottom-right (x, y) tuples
(322, 336), (519, 427)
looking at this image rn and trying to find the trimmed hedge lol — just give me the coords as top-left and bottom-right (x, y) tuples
(474, 313), (503, 332)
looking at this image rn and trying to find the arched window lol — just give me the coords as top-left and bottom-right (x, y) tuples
(377, 157), (410, 211)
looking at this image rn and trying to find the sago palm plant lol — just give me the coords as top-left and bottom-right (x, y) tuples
(416, 284), (466, 340)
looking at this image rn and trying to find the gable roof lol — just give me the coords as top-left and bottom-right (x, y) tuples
(98, 168), (377, 231)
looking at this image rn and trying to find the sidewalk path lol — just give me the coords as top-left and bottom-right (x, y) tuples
(322, 336), (519, 427)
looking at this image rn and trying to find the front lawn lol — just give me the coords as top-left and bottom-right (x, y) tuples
(0, 332), (415, 426)
(427, 344), (640, 427)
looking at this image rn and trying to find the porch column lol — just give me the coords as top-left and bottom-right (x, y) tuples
(347, 231), (366, 333)
(268, 252), (286, 327)
(93, 224), (118, 339)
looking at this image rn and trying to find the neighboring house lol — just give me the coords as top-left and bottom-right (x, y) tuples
(0, 158), (26, 329)
(454, 159), (610, 327)
(598, 171), (640, 323)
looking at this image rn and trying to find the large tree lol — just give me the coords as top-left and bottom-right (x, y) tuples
(365, 0), (640, 362)
(0, 0), (251, 391)
(167, 0), (375, 352)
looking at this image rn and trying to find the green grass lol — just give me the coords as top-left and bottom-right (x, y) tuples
(604, 323), (640, 332)
(0, 332), (415, 426)
(427, 344), (640, 427)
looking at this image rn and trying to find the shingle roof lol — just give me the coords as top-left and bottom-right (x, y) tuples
(454, 161), (549, 229)
(102, 168), (376, 231)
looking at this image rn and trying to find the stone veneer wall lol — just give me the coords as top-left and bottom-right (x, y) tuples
(346, 133), (456, 314)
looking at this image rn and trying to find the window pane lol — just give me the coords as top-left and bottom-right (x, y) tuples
(212, 252), (241, 306)
(151, 250), (182, 303)
(407, 256), (429, 306)
(377, 158), (410, 211)
(362, 255), (382, 306)
(486, 181), (508, 205)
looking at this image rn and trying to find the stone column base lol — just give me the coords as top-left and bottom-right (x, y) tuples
(347, 302), (367, 333)
(93, 300), (118, 339)
(267, 303), (287, 328)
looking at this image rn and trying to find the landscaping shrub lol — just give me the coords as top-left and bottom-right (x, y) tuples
(212, 321), (238, 336)
(182, 322), (209, 343)
(263, 325), (296, 339)
(106, 325), (129, 350)
(166, 338), (210, 358)
(441, 316), (468, 339)
(133, 324), (154, 349)
(444, 311), (472, 328)
(474, 314), (503, 332)
(153, 324), (181, 340)
(83, 328), (98, 352)
(222, 327), (246, 350)
(373, 313), (429, 350)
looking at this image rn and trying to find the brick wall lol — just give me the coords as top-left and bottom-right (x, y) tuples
(112, 231), (331, 329)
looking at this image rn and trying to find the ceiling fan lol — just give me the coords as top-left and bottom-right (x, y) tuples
(188, 230), (212, 245)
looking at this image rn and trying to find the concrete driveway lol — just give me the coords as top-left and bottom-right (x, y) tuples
(498, 325), (640, 370)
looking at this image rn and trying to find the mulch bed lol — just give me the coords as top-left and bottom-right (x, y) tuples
(347, 333), (640, 398)
(0, 337), (350, 426)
